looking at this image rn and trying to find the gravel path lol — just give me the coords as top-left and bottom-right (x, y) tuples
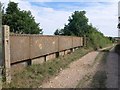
(106, 47), (119, 88)
(42, 51), (99, 88)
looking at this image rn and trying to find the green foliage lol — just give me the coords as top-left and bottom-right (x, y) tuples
(54, 29), (63, 35)
(54, 11), (112, 49)
(2, 2), (42, 34)
(54, 11), (89, 36)
(108, 37), (115, 43)
(86, 25), (112, 50)
(0, 2), (3, 25)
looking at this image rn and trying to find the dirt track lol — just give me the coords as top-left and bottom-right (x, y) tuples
(42, 51), (99, 88)
(42, 46), (119, 88)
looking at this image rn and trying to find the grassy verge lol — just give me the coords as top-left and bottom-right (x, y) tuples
(3, 47), (93, 88)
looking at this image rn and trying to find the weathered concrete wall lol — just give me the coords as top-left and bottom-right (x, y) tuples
(30, 35), (58, 59)
(73, 37), (80, 47)
(10, 35), (30, 63)
(58, 36), (72, 51)
(10, 35), (84, 64)
(11, 61), (28, 75)
(59, 51), (65, 56)
(80, 37), (83, 46)
(32, 57), (45, 65)
(64, 49), (71, 55)
(2, 25), (86, 83)
(2, 25), (11, 83)
(46, 53), (56, 61)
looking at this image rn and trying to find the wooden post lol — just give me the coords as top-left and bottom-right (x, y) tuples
(2, 25), (11, 83)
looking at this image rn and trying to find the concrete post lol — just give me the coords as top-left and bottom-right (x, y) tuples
(0, 23), (2, 90)
(2, 25), (11, 83)
(83, 35), (86, 47)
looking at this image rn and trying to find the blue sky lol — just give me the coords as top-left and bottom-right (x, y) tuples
(31, 2), (111, 11)
(1, 0), (118, 37)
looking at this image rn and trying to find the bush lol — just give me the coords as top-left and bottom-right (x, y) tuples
(86, 28), (112, 50)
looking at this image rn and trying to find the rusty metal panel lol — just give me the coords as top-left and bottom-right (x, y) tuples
(73, 37), (80, 47)
(58, 36), (72, 51)
(10, 35), (30, 63)
(30, 35), (58, 59)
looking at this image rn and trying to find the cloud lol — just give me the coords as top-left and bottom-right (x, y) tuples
(24, 0), (119, 2)
(1, 0), (118, 37)
(16, 0), (71, 34)
(85, 2), (118, 36)
(1, 0), (72, 35)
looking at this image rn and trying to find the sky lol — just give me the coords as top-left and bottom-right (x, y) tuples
(1, 0), (119, 37)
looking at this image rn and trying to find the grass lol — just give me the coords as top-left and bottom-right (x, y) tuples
(3, 47), (93, 88)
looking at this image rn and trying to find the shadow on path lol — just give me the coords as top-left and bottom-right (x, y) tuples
(106, 46), (119, 88)
(90, 48), (110, 88)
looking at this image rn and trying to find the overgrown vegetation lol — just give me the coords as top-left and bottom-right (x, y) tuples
(54, 11), (112, 50)
(3, 47), (93, 88)
(2, 2), (42, 34)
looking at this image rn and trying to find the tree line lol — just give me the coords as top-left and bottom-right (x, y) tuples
(54, 11), (113, 49)
(1, 2), (113, 49)
(1, 2), (42, 34)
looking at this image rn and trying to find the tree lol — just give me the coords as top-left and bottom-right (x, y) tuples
(0, 2), (4, 25)
(118, 23), (120, 29)
(54, 29), (64, 35)
(2, 2), (42, 34)
(54, 29), (60, 35)
(54, 10), (112, 49)
(54, 11), (89, 36)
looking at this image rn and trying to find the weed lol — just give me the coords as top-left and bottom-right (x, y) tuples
(3, 47), (92, 88)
